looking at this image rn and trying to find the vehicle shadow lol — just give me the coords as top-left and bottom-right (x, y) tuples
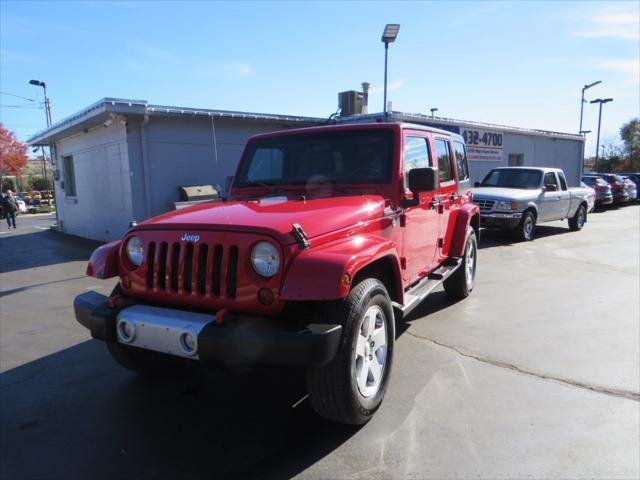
(0, 229), (101, 274)
(0, 340), (358, 480)
(478, 224), (571, 250)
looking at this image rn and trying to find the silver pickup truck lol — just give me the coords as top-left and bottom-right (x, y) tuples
(472, 167), (593, 241)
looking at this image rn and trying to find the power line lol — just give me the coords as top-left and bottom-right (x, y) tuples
(0, 91), (36, 102)
(0, 104), (44, 109)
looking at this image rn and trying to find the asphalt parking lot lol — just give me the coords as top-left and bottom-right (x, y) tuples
(1, 207), (638, 480)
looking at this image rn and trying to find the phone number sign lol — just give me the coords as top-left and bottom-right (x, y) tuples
(462, 129), (504, 162)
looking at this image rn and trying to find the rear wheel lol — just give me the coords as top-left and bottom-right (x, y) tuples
(444, 230), (477, 299)
(568, 205), (586, 231)
(514, 211), (536, 241)
(306, 278), (395, 425)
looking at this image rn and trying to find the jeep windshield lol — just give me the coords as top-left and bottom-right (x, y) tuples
(234, 130), (394, 190)
(480, 169), (542, 189)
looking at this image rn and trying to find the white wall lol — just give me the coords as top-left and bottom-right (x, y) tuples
(54, 122), (134, 241)
(468, 133), (583, 186)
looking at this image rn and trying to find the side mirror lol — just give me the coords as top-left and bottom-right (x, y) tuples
(474, 181), (481, 188)
(404, 167), (438, 207)
(544, 184), (558, 192)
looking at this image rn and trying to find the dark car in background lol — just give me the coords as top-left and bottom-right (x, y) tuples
(581, 176), (613, 208)
(585, 173), (629, 204)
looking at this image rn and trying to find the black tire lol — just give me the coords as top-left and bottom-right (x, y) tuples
(306, 278), (395, 425)
(106, 342), (186, 374)
(443, 230), (477, 300)
(514, 210), (536, 241)
(568, 205), (586, 231)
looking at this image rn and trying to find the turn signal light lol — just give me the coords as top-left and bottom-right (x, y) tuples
(258, 288), (274, 306)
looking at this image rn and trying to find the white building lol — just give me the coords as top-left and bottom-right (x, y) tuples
(28, 98), (584, 242)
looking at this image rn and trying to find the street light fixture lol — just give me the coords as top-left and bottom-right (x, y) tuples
(430, 108), (439, 118)
(590, 97), (613, 171)
(29, 79), (52, 127)
(381, 23), (400, 122)
(579, 80), (601, 134)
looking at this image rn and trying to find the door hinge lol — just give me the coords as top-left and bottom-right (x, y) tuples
(400, 257), (407, 269)
(291, 223), (309, 249)
(438, 238), (444, 248)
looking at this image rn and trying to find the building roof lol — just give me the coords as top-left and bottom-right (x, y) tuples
(27, 97), (326, 145)
(336, 111), (585, 142)
(27, 97), (584, 146)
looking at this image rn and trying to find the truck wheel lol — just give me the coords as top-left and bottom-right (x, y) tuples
(515, 211), (536, 241)
(568, 205), (586, 231)
(443, 229), (477, 299)
(306, 278), (395, 425)
(106, 342), (186, 374)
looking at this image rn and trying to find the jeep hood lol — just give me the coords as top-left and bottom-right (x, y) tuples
(136, 195), (386, 245)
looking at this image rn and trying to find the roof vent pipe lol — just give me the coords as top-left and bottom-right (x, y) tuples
(361, 82), (370, 114)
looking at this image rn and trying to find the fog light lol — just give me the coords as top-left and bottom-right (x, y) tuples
(117, 319), (135, 343)
(258, 288), (274, 306)
(179, 332), (197, 356)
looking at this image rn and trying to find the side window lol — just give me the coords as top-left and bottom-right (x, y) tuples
(453, 141), (469, 181)
(247, 148), (284, 182)
(544, 172), (558, 189)
(435, 139), (453, 183)
(63, 155), (77, 197)
(558, 171), (568, 191)
(403, 136), (430, 189)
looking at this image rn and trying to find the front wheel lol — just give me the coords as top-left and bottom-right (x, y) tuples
(306, 278), (395, 425)
(568, 205), (586, 231)
(444, 229), (477, 299)
(514, 211), (536, 241)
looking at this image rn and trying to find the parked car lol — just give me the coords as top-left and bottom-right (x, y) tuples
(73, 122), (481, 426)
(622, 177), (638, 202)
(472, 167), (593, 241)
(581, 175), (614, 208)
(585, 173), (629, 204)
(580, 182), (596, 212)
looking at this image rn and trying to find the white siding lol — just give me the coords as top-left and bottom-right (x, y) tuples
(54, 123), (133, 241)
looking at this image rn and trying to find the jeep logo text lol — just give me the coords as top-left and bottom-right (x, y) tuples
(181, 233), (200, 242)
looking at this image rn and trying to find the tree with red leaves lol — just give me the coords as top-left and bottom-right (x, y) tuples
(0, 123), (28, 192)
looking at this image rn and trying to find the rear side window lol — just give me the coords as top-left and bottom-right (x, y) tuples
(453, 141), (469, 181)
(558, 171), (568, 191)
(544, 172), (558, 188)
(404, 136), (431, 188)
(435, 139), (453, 183)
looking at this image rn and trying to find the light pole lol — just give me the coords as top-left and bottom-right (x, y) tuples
(381, 24), (400, 122)
(29, 79), (52, 127)
(590, 97), (613, 171)
(579, 80), (601, 134)
(430, 108), (439, 118)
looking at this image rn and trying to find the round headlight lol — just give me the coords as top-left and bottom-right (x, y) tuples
(126, 236), (144, 266)
(251, 241), (280, 277)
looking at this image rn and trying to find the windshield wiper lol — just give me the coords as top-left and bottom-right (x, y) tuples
(239, 181), (284, 195)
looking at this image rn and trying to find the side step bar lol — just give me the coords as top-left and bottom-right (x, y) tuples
(392, 258), (462, 316)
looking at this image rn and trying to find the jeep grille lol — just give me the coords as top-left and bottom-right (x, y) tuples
(145, 240), (239, 298)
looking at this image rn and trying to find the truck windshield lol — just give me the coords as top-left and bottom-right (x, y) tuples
(480, 169), (542, 189)
(234, 130), (394, 188)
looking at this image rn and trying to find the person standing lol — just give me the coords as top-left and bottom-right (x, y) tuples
(3, 190), (18, 229)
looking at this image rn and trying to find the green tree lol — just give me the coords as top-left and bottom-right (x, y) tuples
(620, 118), (640, 171)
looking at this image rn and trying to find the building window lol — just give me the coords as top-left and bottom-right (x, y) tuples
(435, 139), (453, 183)
(453, 141), (469, 181)
(403, 136), (431, 188)
(63, 155), (77, 197)
(508, 154), (524, 166)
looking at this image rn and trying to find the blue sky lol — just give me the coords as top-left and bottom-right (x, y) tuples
(1, 1), (638, 156)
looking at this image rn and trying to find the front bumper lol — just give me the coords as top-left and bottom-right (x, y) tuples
(74, 291), (341, 368)
(480, 211), (523, 229)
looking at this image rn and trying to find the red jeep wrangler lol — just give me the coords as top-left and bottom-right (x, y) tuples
(75, 123), (479, 425)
